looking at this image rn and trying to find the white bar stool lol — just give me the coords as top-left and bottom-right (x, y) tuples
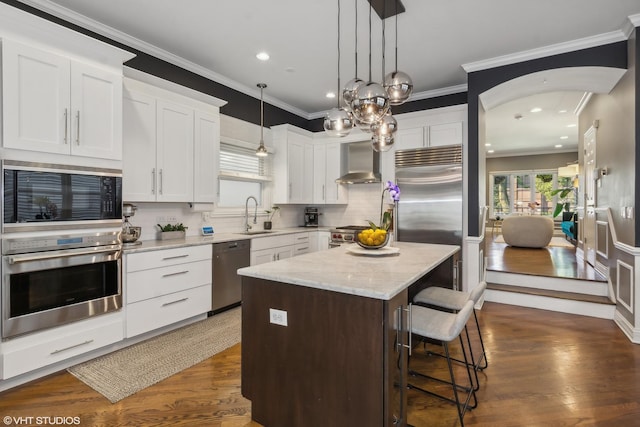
(414, 281), (489, 383)
(409, 300), (477, 427)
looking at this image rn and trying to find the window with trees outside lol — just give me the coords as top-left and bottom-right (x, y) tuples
(490, 169), (577, 218)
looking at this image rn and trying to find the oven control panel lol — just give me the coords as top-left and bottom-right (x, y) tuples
(2, 231), (121, 255)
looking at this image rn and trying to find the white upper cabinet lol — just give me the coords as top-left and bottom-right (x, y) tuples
(2, 40), (123, 160)
(313, 142), (348, 204)
(193, 111), (220, 204)
(122, 75), (224, 204)
(272, 125), (314, 204)
(156, 100), (194, 202)
(428, 122), (463, 147)
(122, 89), (156, 202)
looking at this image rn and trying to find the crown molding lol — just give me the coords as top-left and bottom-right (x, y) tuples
(462, 30), (627, 73)
(16, 0), (311, 119)
(626, 13), (640, 31)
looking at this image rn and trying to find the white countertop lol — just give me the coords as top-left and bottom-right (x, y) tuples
(121, 227), (330, 253)
(237, 242), (460, 300)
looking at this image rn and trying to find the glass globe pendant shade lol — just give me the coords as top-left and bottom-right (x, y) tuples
(384, 70), (414, 105)
(342, 77), (365, 112)
(371, 133), (395, 152)
(351, 81), (390, 125)
(323, 107), (353, 137)
(370, 114), (398, 137)
(355, 116), (373, 133)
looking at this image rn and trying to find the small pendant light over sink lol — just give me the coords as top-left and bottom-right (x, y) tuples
(255, 83), (268, 157)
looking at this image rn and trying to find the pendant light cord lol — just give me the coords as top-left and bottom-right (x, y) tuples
(260, 85), (264, 143)
(394, 0), (398, 72)
(368, 4), (372, 82)
(337, 0), (341, 107)
(354, 0), (358, 79)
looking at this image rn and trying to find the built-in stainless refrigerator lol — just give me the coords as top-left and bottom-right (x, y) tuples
(395, 144), (463, 246)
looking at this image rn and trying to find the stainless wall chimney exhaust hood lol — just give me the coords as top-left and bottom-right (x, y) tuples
(335, 141), (381, 184)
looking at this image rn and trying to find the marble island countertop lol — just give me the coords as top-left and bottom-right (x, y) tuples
(237, 241), (460, 300)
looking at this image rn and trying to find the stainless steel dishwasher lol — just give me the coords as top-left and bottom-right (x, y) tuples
(211, 240), (250, 314)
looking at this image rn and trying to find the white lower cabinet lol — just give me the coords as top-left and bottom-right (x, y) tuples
(124, 244), (212, 338)
(250, 233), (309, 265)
(1, 313), (123, 379)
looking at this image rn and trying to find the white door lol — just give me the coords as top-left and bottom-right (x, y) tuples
(2, 40), (70, 154)
(122, 89), (157, 201)
(156, 100), (194, 202)
(70, 62), (122, 160)
(583, 126), (597, 267)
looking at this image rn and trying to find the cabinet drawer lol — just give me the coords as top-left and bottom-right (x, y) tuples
(2, 314), (124, 379)
(125, 285), (211, 338)
(127, 244), (211, 272)
(127, 259), (211, 303)
(250, 234), (295, 251)
(294, 242), (310, 256)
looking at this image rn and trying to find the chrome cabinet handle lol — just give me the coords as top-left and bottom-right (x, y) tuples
(75, 110), (80, 145)
(162, 254), (189, 261)
(50, 339), (94, 355)
(151, 168), (156, 195)
(159, 169), (163, 195)
(296, 247), (309, 252)
(162, 270), (189, 278)
(63, 108), (68, 144)
(162, 297), (188, 307)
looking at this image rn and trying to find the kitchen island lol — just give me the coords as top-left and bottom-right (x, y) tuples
(238, 241), (460, 427)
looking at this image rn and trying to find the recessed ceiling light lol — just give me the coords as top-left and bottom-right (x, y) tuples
(567, 124), (577, 128)
(560, 136), (569, 140)
(326, 92), (336, 99)
(558, 109), (567, 114)
(256, 52), (270, 61)
(555, 144), (563, 148)
(485, 143), (491, 147)
(530, 107), (542, 113)
(487, 150), (495, 153)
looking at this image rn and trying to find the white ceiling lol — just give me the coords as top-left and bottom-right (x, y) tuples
(18, 0), (640, 156)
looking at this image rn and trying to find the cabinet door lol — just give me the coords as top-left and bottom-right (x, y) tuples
(251, 248), (275, 266)
(287, 134), (312, 203)
(312, 144), (327, 204)
(324, 142), (348, 204)
(274, 246), (294, 261)
(395, 127), (425, 150)
(70, 62), (123, 160)
(193, 110), (220, 204)
(428, 121), (463, 147)
(123, 89), (157, 201)
(2, 40), (70, 154)
(156, 100), (194, 202)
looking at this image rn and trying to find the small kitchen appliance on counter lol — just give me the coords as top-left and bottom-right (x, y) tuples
(304, 207), (319, 227)
(122, 203), (141, 245)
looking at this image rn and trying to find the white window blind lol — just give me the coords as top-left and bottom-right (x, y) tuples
(219, 142), (270, 179)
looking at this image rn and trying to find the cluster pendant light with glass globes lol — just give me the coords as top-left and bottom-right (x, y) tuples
(324, 0), (413, 153)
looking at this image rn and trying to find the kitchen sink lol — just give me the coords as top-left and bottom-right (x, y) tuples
(242, 230), (274, 235)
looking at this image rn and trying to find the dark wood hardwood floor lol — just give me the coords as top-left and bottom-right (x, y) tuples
(2, 302), (639, 426)
(485, 233), (606, 282)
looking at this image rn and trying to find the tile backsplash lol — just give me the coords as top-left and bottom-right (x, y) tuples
(126, 183), (385, 241)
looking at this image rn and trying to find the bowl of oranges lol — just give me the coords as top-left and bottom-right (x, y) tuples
(357, 227), (389, 249)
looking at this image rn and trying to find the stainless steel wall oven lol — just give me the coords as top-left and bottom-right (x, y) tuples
(1, 231), (122, 339)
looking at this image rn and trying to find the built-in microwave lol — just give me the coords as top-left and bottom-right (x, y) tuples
(2, 160), (122, 233)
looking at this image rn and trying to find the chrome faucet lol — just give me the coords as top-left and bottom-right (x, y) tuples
(245, 196), (258, 232)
